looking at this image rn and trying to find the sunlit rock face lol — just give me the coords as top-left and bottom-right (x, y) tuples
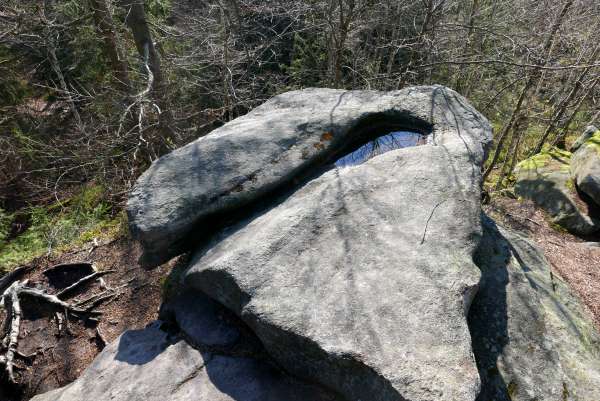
(127, 86), (490, 267)
(182, 86), (493, 401)
(571, 127), (600, 209)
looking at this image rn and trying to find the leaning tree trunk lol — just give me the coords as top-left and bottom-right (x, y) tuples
(89, 0), (130, 92)
(120, 0), (174, 137)
(534, 42), (600, 153)
(483, 0), (574, 184)
(482, 78), (533, 182)
(553, 75), (600, 148)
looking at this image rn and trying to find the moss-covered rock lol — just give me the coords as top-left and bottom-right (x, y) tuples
(570, 125), (599, 153)
(470, 216), (600, 401)
(571, 128), (600, 207)
(514, 148), (598, 236)
(515, 146), (571, 171)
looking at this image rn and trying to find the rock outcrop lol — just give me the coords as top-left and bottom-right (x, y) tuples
(570, 125), (598, 152)
(127, 86), (490, 266)
(571, 126), (600, 207)
(31, 87), (600, 401)
(181, 86), (492, 401)
(469, 216), (600, 401)
(514, 148), (599, 235)
(30, 294), (341, 401)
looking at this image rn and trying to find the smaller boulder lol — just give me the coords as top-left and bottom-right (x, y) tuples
(571, 127), (600, 207)
(514, 147), (599, 236)
(30, 297), (341, 401)
(470, 216), (600, 401)
(570, 125), (598, 152)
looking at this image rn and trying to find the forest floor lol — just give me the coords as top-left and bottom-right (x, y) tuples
(485, 196), (600, 331)
(0, 236), (180, 401)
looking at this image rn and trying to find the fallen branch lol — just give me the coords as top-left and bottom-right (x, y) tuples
(57, 270), (115, 299)
(95, 327), (107, 350)
(82, 292), (117, 312)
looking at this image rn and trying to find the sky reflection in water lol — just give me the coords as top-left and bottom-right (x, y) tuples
(334, 131), (425, 168)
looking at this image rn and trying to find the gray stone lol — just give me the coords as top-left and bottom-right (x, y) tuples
(570, 125), (598, 152)
(571, 127), (600, 207)
(160, 290), (241, 347)
(127, 86), (491, 266)
(469, 215), (600, 401)
(514, 149), (599, 235)
(31, 316), (340, 401)
(184, 86), (492, 401)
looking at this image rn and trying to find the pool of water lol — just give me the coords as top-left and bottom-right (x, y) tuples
(334, 131), (426, 168)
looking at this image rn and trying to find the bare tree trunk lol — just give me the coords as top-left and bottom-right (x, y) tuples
(553, 75), (600, 148)
(482, 78), (533, 182)
(120, 0), (173, 136)
(48, 45), (83, 128)
(455, 0), (479, 96)
(89, 0), (130, 91)
(42, 0), (83, 129)
(219, 4), (232, 120)
(326, 0), (355, 88)
(483, 0), (574, 184)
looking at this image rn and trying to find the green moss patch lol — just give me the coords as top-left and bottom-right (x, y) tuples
(0, 184), (126, 272)
(583, 130), (600, 155)
(516, 147), (572, 171)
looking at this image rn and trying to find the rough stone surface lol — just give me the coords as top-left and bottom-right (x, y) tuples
(514, 150), (599, 235)
(183, 85), (492, 401)
(127, 86), (491, 266)
(570, 125), (598, 152)
(160, 290), (241, 348)
(571, 128), (600, 207)
(469, 216), (600, 401)
(31, 300), (341, 401)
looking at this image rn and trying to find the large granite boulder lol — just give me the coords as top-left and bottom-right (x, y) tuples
(30, 294), (341, 401)
(571, 127), (600, 207)
(514, 148), (599, 235)
(183, 87), (493, 401)
(31, 87), (600, 401)
(469, 215), (600, 401)
(128, 86), (491, 266)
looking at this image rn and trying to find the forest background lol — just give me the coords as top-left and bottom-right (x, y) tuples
(1, 0), (599, 270)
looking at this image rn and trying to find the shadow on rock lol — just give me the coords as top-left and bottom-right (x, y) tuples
(114, 321), (176, 365)
(469, 215), (600, 401)
(468, 217), (510, 400)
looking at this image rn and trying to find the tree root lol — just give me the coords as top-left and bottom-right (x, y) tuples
(0, 280), (100, 383)
(57, 269), (115, 299)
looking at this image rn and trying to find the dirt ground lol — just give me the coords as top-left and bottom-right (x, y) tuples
(0, 237), (180, 401)
(485, 196), (600, 331)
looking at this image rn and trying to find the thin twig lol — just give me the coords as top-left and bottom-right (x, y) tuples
(56, 270), (115, 299)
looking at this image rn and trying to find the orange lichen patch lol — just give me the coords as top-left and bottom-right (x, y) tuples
(313, 142), (325, 150)
(320, 132), (334, 141)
